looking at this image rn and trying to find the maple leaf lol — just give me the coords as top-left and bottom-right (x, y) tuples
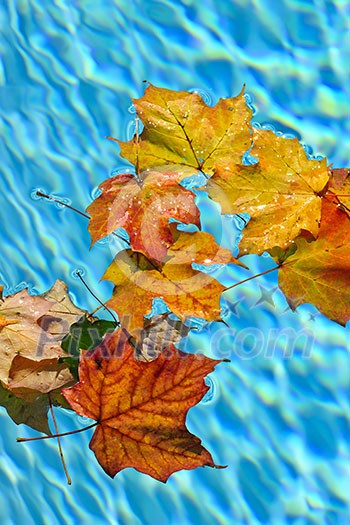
(205, 129), (329, 254)
(103, 230), (246, 335)
(63, 329), (223, 481)
(0, 280), (83, 393)
(87, 167), (200, 262)
(111, 84), (252, 176)
(270, 194), (350, 325)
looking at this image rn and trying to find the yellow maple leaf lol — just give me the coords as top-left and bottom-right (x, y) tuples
(206, 129), (329, 254)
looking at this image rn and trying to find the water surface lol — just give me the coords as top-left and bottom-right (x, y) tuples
(0, 1), (349, 524)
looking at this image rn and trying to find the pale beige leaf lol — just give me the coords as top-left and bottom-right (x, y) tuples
(0, 280), (83, 389)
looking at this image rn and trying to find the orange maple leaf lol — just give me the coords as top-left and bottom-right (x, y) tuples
(63, 329), (223, 481)
(87, 168), (199, 262)
(271, 193), (350, 325)
(103, 230), (247, 334)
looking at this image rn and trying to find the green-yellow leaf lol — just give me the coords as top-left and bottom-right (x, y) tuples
(113, 84), (252, 176)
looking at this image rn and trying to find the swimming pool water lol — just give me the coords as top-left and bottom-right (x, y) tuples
(0, 1), (349, 524)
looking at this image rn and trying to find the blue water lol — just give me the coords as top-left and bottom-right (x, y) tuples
(0, 1), (349, 524)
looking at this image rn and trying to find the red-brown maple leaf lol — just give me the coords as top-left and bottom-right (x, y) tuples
(63, 329), (223, 481)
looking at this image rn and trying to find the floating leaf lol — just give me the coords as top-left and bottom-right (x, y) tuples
(206, 129), (329, 254)
(63, 329), (223, 481)
(0, 280), (83, 393)
(103, 231), (246, 335)
(113, 84), (252, 176)
(61, 316), (117, 356)
(0, 381), (69, 435)
(61, 316), (117, 380)
(271, 194), (350, 325)
(87, 168), (199, 262)
(7, 356), (74, 401)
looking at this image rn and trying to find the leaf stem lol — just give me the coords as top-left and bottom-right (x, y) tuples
(36, 191), (90, 219)
(48, 394), (71, 485)
(36, 191), (128, 244)
(36, 191), (163, 273)
(76, 270), (120, 326)
(135, 115), (141, 181)
(17, 422), (99, 443)
(89, 305), (103, 316)
(324, 191), (350, 213)
(224, 264), (280, 292)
